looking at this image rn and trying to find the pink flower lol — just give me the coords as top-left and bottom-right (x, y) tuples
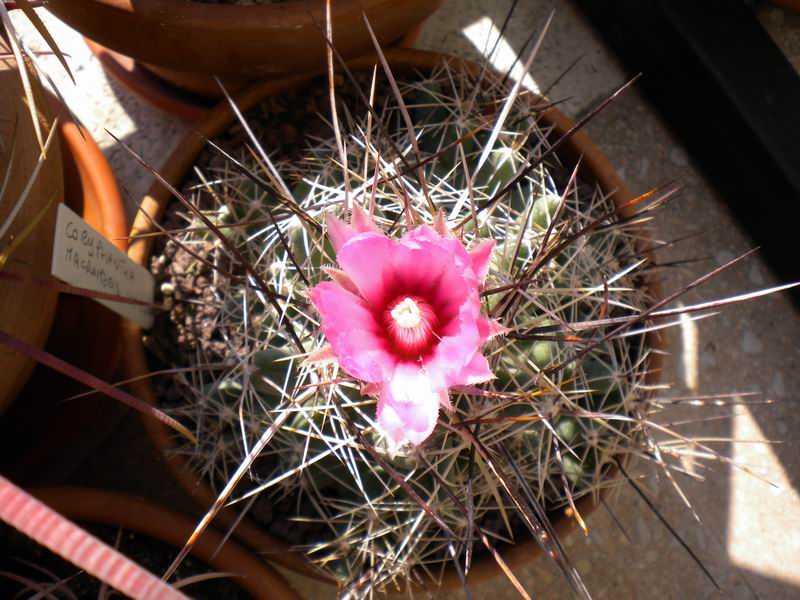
(307, 206), (506, 448)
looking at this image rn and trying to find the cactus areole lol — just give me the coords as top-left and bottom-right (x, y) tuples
(307, 206), (506, 449)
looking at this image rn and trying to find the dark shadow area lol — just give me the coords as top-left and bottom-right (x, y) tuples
(571, 0), (800, 300)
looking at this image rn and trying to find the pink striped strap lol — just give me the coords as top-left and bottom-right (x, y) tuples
(0, 475), (188, 600)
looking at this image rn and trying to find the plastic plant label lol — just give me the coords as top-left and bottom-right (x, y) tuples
(51, 204), (155, 328)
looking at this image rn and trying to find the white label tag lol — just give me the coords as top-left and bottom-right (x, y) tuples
(51, 204), (155, 329)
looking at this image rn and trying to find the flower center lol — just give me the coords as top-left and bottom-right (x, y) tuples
(390, 297), (422, 328)
(383, 296), (439, 359)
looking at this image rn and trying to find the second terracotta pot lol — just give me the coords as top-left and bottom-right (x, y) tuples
(0, 111), (129, 484)
(47, 0), (443, 98)
(0, 42), (62, 414)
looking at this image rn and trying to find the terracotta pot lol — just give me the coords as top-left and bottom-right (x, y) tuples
(123, 47), (664, 591)
(80, 16), (430, 122)
(0, 41), (62, 414)
(0, 109), (128, 484)
(29, 487), (301, 600)
(46, 0), (444, 99)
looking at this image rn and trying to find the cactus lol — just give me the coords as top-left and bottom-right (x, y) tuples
(148, 59), (711, 597)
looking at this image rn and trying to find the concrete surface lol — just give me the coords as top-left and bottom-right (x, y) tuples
(10, 1), (800, 598)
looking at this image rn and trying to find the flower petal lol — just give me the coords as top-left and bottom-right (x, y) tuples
(477, 316), (510, 342)
(308, 281), (379, 334)
(326, 213), (354, 254)
(433, 209), (449, 237)
(457, 352), (495, 385)
(326, 206), (382, 253)
(332, 329), (396, 383)
(439, 390), (454, 413)
(308, 281), (395, 382)
(321, 267), (359, 295)
(402, 227), (473, 271)
(350, 203), (381, 235)
(303, 344), (336, 366)
(377, 364), (442, 447)
(469, 239), (495, 283)
(431, 265), (476, 322)
(402, 224), (441, 244)
(424, 298), (483, 388)
(361, 381), (381, 396)
(336, 233), (395, 306)
(390, 240), (452, 297)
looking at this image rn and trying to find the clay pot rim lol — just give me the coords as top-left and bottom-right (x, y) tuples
(57, 110), (128, 251)
(123, 46), (664, 592)
(46, 0), (445, 79)
(29, 486), (300, 600)
(52, 0), (431, 31)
